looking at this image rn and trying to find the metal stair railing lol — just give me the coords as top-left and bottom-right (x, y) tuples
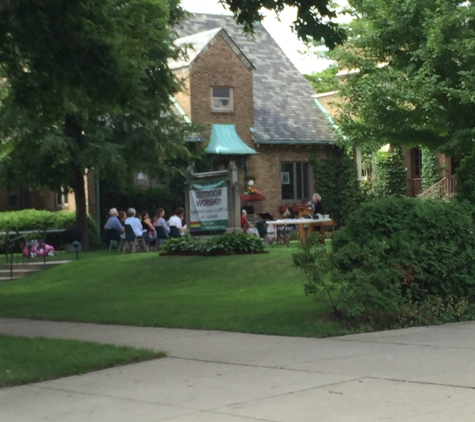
(417, 176), (457, 201)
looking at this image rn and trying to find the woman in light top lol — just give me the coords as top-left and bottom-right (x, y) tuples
(153, 208), (170, 236)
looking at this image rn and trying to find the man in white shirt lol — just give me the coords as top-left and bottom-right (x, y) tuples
(124, 208), (143, 236)
(168, 207), (187, 236)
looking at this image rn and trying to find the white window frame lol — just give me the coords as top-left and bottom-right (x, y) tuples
(355, 148), (368, 181)
(211, 87), (233, 112)
(56, 188), (69, 207)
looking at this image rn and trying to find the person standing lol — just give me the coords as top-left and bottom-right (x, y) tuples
(310, 193), (324, 214)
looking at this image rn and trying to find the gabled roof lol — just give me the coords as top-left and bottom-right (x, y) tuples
(206, 124), (257, 155)
(177, 14), (334, 144)
(169, 27), (255, 72)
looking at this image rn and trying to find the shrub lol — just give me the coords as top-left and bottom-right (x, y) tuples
(162, 233), (266, 256)
(335, 198), (475, 300)
(0, 209), (100, 249)
(294, 197), (475, 329)
(372, 148), (407, 198)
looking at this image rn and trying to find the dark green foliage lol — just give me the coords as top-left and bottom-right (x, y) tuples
(0, 0), (191, 249)
(304, 66), (339, 93)
(99, 181), (182, 229)
(455, 147), (475, 205)
(332, 0), (475, 157)
(292, 234), (343, 313)
(295, 197), (475, 329)
(312, 146), (361, 227)
(372, 149), (407, 198)
(163, 233), (266, 256)
(421, 148), (440, 191)
(221, 0), (346, 48)
(0, 209), (99, 248)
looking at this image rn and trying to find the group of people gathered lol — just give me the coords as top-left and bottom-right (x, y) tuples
(104, 206), (187, 248)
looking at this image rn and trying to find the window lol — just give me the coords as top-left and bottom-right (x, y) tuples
(56, 188), (69, 207)
(355, 148), (367, 181)
(412, 148), (422, 177)
(281, 162), (310, 200)
(211, 87), (233, 112)
(8, 192), (18, 208)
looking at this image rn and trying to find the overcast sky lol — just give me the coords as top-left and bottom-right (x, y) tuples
(180, 0), (337, 74)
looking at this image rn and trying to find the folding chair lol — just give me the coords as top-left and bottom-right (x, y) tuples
(123, 225), (146, 253)
(169, 226), (181, 238)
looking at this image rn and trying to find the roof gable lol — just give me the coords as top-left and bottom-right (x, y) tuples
(169, 27), (255, 72)
(177, 14), (334, 144)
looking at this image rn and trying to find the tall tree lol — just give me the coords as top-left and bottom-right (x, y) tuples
(0, 0), (191, 248)
(330, 0), (475, 159)
(305, 65), (339, 93)
(222, 0), (346, 48)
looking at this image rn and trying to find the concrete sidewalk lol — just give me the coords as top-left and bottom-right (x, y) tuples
(1, 318), (475, 421)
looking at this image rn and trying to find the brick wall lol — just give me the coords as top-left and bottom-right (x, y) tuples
(174, 69), (191, 118)
(176, 35), (336, 215)
(189, 36), (254, 133)
(248, 145), (331, 214)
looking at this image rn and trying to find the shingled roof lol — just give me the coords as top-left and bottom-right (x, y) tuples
(177, 13), (334, 144)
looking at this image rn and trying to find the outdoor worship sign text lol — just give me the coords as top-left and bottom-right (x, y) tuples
(190, 180), (228, 232)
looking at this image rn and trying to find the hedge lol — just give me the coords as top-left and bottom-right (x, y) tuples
(0, 209), (100, 249)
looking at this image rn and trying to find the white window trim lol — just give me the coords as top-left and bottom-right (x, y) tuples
(56, 188), (69, 207)
(355, 148), (368, 181)
(211, 87), (233, 112)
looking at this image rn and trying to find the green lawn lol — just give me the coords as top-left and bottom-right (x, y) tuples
(0, 335), (164, 388)
(0, 246), (346, 337)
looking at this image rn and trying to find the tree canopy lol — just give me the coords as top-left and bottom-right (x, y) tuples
(305, 65), (339, 93)
(0, 0), (192, 248)
(330, 0), (475, 159)
(221, 0), (346, 48)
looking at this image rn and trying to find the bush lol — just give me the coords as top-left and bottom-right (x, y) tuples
(372, 148), (407, 198)
(0, 209), (100, 249)
(162, 233), (266, 256)
(294, 197), (475, 329)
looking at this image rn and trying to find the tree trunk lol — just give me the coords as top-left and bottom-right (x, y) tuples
(64, 114), (89, 250)
(71, 165), (90, 250)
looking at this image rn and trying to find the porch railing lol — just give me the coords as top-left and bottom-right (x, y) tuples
(411, 178), (423, 197)
(417, 176), (457, 201)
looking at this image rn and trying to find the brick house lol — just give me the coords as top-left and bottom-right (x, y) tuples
(171, 14), (335, 214)
(0, 175), (97, 220)
(315, 74), (457, 198)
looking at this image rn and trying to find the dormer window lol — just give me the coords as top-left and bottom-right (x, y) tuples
(211, 87), (233, 112)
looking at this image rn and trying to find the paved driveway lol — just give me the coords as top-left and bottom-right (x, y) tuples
(1, 318), (475, 421)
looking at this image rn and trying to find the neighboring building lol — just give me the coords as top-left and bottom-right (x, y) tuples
(0, 174), (97, 219)
(315, 75), (456, 198)
(170, 14), (335, 213)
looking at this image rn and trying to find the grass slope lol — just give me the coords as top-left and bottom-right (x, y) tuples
(0, 335), (164, 388)
(0, 247), (345, 337)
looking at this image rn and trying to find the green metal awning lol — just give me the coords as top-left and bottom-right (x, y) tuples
(205, 124), (257, 155)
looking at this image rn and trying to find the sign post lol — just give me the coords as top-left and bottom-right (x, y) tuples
(185, 162), (242, 235)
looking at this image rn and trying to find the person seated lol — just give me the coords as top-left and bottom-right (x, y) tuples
(168, 207), (187, 236)
(104, 208), (124, 244)
(124, 208), (143, 237)
(118, 210), (127, 226)
(140, 211), (156, 247)
(282, 205), (296, 219)
(153, 208), (170, 239)
(241, 209), (259, 237)
(266, 212), (277, 244)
